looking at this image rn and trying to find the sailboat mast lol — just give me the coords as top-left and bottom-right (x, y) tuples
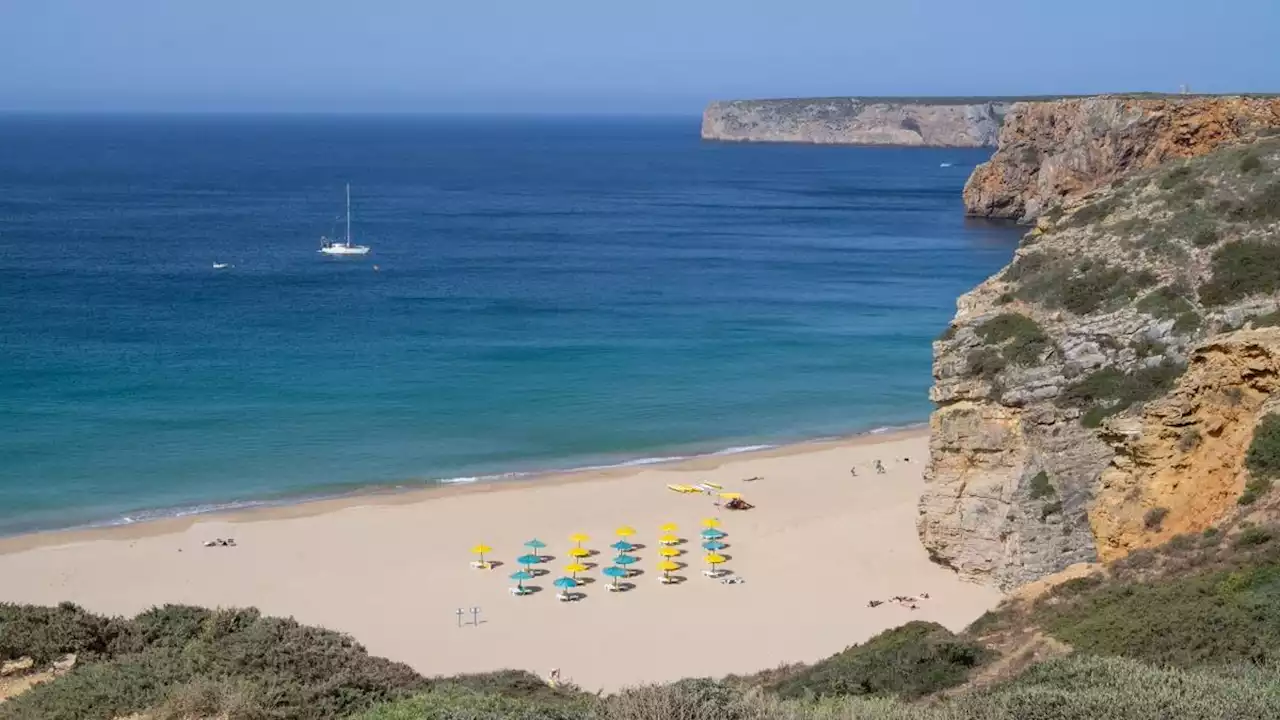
(345, 184), (351, 246)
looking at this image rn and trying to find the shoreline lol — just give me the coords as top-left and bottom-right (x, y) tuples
(0, 423), (927, 554)
(0, 426), (996, 691)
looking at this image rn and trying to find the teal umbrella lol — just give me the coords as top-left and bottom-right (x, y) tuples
(516, 553), (542, 569)
(602, 565), (628, 589)
(524, 538), (547, 550)
(700, 528), (726, 539)
(702, 540), (727, 552)
(614, 553), (639, 567)
(510, 569), (534, 593)
(610, 540), (636, 552)
(553, 577), (578, 590)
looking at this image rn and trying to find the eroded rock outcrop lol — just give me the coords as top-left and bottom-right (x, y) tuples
(922, 136), (1280, 589)
(701, 98), (1010, 147)
(964, 96), (1280, 222)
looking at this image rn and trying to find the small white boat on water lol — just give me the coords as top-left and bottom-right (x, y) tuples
(940, 162), (954, 168)
(213, 262), (231, 270)
(319, 184), (371, 256)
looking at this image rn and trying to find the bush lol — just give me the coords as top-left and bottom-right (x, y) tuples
(1241, 153), (1263, 173)
(1143, 507), (1169, 531)
(1250, 309), (1280, 328)
(1200, 240), (1280, 306)
(1, 606), (429, 720)
(1178, 428), (1203, 452)
(966, 347), (1007, 383)
(1158, 165), (1192, 189)
(354, 686), (587, 720)
(1246, 414), (1280, 479)
(0, 603), (130, 665)
(1192, 226), (1219, 247)
(1065, 197), (1118, 228)
(768, 622), (990, 701)
(1234, 527), (1274, 548)
(1028, 471), (1056, 500)
(975, 313), (1051, 366)
(1040, 501), (1063, 521)
(1056, 361), (1185, 426)
(1135, 285), (1195, 321)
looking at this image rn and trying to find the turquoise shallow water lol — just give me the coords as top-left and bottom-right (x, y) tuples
(0, 116), (1020, 535)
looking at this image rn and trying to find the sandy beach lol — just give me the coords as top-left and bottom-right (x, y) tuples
(0, 430), (1001, 690)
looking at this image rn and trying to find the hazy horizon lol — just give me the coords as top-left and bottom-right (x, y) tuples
(3, 0), (1277, 114)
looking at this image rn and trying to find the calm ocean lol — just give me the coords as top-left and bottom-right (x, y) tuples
(0, 115), (1019, 535)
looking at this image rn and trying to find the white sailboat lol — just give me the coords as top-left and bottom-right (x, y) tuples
(319, 184), (371, 256)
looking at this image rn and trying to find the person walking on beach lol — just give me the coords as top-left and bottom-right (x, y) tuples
(874, 460), (885, 474)
(849, 466), (857, 477)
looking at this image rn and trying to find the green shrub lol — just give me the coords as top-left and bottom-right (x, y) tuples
(1178, 428), (1203, 453)
(1192, 226), (1219, 247)
(1246, 414), (1280, 479)
(354, 686), (588, 720)
(1250, 309), (1280, 328)
(975, 313), (1051, 366)
(768, 621), (990, 701)
(1065, 197), (1119, 228)
(1056, 361), (1186, 426)
(1143, 507), (1169, 531)
(1135, 285), (1195, 321)
(1234, 527), (1274, 548)
(1158, 165), (1192, 189)
(1028, 471), (1056, 500)
(1, 606), (429, 720)
(1241, 153), (1263, 173)
(966, 347), (1007, 382)
(0, 603), (130, 665)
(1200, 240), (1280, 306)
(1040, 501), (1063, 521)
(1037, 556), (1280, 667)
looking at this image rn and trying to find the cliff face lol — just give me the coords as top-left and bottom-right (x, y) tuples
(701, 98), (1009, 147)
(921, 137), (1280, 589)
(964, 96), (1280, 222)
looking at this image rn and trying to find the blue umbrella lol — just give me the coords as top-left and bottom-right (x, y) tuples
(516, 553), (543, 568)
(613, 554), (639, 573)
(702, 540), (727, 552)
(553, 576), (578, 590)
(610, 540), (636, 552)
(601, 565), (628, 588)
(524, 538), (547, 550)
(700, 528), (726, 539)
(510, 569), (533, 593)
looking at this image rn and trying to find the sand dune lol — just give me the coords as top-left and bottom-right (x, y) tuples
(0, 430), (1001, 690)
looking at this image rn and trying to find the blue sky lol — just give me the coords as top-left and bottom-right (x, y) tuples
(3, 0), (1276, 113)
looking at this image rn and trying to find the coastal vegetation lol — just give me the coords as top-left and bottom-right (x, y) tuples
(9, 522), (1280, 719)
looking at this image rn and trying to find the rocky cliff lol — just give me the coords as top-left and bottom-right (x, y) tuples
(963, 96), (1280, 222)
(920, 136), (1280, 589)
(701, 98), (1011, 147)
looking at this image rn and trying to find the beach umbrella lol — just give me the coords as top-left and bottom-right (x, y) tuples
(564, 562), (588, 583)
(616, 525), (636, 538)
(470, 544), (493, 567)
(658, 533), (680, 545)
(602, 565), (628, 589)
(701, 518), (721, 529)
(660, 522), (679, 533)
(702, 540), (727, 552)
(610, 540), (636, 552)
(614, 553), (639, 569)
(705, 554), (726, 567)
(516, 553), (543, 570)
(570, 533), (590, 547)
(568, 547), (590, 560)
(658, 547), (681, 558)
(524, 538), (547, 551)
(553, 577), (578, 594)
(700, 528), (726, 539)
(510, 569), (534, 592)
(658, 560), (680, 582)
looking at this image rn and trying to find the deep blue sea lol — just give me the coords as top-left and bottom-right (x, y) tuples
(0, 115), (1019, 535)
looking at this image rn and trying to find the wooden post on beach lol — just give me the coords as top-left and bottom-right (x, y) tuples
(456, 608), (464, 628)
(470, 606), (481, 627)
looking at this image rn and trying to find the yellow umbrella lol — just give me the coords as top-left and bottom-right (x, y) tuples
(470, 544), (492, 567)
(658, 534), (680, 546)
(570, 533), (590, 547)
(705, 553), (726, 565)
(659, 547), (681, 558)
(719, 492), (742, 500)
(658, 560), (680, 582)
(659, 522), (679, 533)
(701, 518), (721, 528)
(564, 562), (589, 583)
(568, 547), (590, 559)
(616, 525), (636, 538)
